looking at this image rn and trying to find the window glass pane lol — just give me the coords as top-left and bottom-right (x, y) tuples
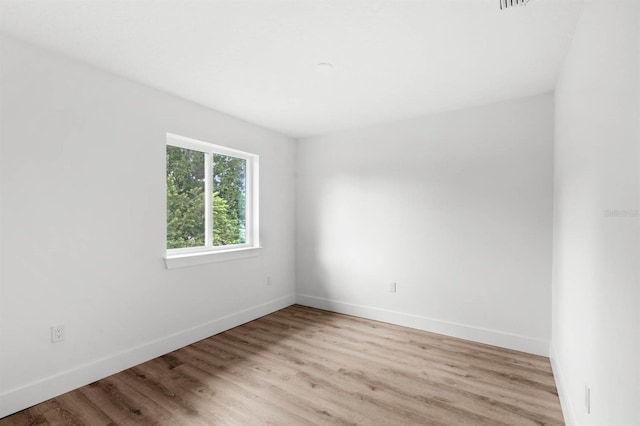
(212, 153), (247, 246)
(166, 146), (205, 249)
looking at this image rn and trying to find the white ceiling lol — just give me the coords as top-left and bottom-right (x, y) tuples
(0, 0), (582, 138)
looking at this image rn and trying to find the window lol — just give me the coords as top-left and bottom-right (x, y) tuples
(165, 133), (259, 267)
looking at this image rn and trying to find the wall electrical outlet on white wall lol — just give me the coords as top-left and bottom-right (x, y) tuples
(51, 325), (65, 343)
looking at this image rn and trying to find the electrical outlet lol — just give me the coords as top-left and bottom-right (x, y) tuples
(389, 282), (397, 293)
(585, 385), (591, 414)
(267, 276), (272, 286)
(51, 325), (65, 343)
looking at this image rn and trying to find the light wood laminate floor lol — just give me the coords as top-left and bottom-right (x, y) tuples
(0, 305), (564, 425)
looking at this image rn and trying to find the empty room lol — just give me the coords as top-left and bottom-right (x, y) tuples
(0, 0), (638, 425)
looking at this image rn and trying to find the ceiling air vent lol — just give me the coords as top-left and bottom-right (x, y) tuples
(500, 0), (532, 10)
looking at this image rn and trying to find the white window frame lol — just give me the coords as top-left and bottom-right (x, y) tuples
(165, 133), (260, 268)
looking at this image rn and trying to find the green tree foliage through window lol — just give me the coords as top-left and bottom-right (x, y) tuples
(167, 147), (247, 249)
(213, 153), (246, 246)
(166, 146), (205, 249)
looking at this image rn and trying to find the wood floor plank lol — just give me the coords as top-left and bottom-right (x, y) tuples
(223, 314), (542, 425)
(0, 305), (564, 425)
(236, 313), (561, 423)
(50, 391), (112, 426)
(182, 340), (369, 424)
(191, 334), (437, 425)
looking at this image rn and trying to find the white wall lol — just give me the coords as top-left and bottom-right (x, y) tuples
(0, 36), (296, 417)
(296, 94), (554, 355)
(552, 1), (640, 425)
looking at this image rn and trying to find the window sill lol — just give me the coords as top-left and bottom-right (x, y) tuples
(165, 246), (261, 269)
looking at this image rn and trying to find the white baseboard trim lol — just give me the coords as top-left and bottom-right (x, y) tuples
(296, 294), (550, 357)
(0, 294), (295, 418)
(549, 343), (574, 426)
